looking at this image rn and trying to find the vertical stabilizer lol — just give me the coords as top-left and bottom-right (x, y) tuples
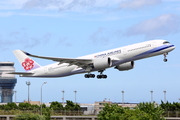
(13, 50), (41, 71)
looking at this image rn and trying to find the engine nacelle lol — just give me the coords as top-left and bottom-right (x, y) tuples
(115, 61), (134, 71)
(93, 57), (112, 70)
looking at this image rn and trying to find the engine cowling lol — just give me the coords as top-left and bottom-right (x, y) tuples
(93, 57), (112, 70)
(115, 61), (134, 71)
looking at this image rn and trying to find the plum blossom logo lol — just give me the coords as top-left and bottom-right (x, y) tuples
(22, 58), (34, 70)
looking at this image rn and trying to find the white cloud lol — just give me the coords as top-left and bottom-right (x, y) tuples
(89, 27), (109, 46)
(125, 14), (180, 39)
(0, 0), (163, 18)
(18, 12), (65, 17)
(0, 0), (162, 12)
(89, 27), (122, 46)
(0, 12), (13, 17)
(0, 31), (53, 50)
(119, 0), (162, 9)
(163, 0), (179, 1)
(57, 37), (72, 47)
(0, 0), (161, 11)
(0, 0), (165, 20)
(22, 0), (122, 12)
(0, 0), (26, 10)
(23, 0), (98, 11)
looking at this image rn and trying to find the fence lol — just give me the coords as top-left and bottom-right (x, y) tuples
(0, 115), (98, 120)
(0, 110), (85, 116)
(0, 115), (180, 120)
(163, 111), (180, 117)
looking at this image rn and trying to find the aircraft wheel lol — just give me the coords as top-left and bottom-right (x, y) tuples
(103, 75), (107, 78)
(163, 59), (167, 62)
(97, 75), (100, 79)
(84, 74), (89, 78)
(92, 74), (95, 78)
(90, 74), (95, 78)
(97, 75), (102, 79)
(101, 75), (107, 79)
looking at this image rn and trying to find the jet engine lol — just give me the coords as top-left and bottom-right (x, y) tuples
(115, 61), (134, 71)
(93, 57), (112, 70)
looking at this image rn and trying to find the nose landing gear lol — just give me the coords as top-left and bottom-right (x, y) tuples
(163, 53), (168, 62)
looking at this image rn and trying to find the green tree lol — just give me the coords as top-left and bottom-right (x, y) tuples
(0, 103), (18, 110)
(98, 104), (125, 120)
(98, 102), (165, 120)
(65, 100), (80, 111)
(160, 101), (179, 111)
(173, 102), (180, 111)
(0, 104), (5, 110)
(31, 104), (40, 111)
(118, 108), (150, 120)
(136, 102), (165, 120)
(6, 102), (18, 110)
(50, 101), (63, 110)
(41, 103), (46, 109)
(4, 105), (11, 110)
(74, 104), (80, 110)
(42, 107), (51, 120)
(18, 103), (31, 110)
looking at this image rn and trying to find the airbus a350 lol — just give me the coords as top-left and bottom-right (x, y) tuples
(9, 39), (175, 79)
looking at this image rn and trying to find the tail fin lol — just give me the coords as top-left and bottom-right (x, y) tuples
(13, 50), (41, 71)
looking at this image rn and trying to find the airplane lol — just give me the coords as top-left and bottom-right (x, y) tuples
(9, 39), (175, 79)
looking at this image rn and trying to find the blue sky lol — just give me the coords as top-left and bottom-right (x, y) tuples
(0, 0), (180, 104)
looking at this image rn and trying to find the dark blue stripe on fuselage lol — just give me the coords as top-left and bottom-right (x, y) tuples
(112, 44), (174, 66)
(134, 44), (174, 57)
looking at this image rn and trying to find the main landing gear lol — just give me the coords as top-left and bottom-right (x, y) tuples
(97, 70), (107, 79)
(84, 70), (108, 79)
(84, 73), (95, 78)
(163, 53), (168, 62)
(97, 74), (107, 79)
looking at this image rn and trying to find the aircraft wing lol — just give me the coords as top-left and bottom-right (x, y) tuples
(22, 50), (93, 68)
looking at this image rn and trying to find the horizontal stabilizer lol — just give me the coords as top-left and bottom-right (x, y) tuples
(7, 72), (34, 75)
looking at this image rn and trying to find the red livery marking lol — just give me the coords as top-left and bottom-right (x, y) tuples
(22, 58), (34, 70)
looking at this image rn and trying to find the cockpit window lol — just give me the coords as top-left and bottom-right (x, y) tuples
(163, 41), (170, 44)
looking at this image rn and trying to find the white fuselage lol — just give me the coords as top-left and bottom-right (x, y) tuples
(21, 40), (175, 77)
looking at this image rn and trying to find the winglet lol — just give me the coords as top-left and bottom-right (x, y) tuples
(22, 51), (32, 56)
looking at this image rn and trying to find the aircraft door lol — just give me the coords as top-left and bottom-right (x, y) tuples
(44, 67), (48, 74)
(122, 48), (126, 55)
(152, 41), (157, 48)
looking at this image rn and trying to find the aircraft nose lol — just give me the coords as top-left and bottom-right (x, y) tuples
(172, 44), (175, 49)
(170, 44), (175, 51)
